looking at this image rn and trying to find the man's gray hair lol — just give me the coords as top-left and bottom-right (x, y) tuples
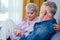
(25, 3), (38, 12)
(43, 1), (57, 16)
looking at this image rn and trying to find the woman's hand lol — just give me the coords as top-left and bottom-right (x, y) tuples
(53, 24), (60, 32)
(16, 30), (24, 36)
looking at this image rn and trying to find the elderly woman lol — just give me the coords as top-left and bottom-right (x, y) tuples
(11, 3), (40, 40)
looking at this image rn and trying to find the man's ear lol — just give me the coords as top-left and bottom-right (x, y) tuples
(44, 10), (47, 15)
(43, 10), (47, 16)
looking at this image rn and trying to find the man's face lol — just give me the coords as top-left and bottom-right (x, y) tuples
(39, 5), (46, 19)
(26, 9), (36, 21)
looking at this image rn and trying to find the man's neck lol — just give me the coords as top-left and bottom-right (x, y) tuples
(42, 16), (54, 21)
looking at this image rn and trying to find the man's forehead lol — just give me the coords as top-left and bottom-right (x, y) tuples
(41, 5), (46, 9)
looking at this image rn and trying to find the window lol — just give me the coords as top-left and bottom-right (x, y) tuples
(0, 0), (23, 24)
(0, 0), (8, 21)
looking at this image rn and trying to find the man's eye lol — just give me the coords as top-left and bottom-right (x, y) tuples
(40, 11), (43, 14)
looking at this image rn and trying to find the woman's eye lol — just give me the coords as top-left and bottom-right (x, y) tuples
(31, 13), (33, 14)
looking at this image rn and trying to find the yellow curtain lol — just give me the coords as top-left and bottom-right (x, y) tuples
(23, 0), (44, 20)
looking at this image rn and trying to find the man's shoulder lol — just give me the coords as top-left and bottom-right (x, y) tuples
(34, 20), (56, 33)
(34, 22), (41, 27)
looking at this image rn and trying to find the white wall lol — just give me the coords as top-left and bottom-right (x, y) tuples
(48, 0), (60, 25)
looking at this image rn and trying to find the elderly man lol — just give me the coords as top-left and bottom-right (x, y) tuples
(11, 3), (40, 40)
(20, 1), (57, 40)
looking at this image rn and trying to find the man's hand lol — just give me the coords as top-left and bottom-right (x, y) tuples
(16, 30), (24, 36)
(53, 24), (60, 32)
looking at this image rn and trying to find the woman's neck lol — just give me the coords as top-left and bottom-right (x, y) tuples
(28, 17), (37, 25)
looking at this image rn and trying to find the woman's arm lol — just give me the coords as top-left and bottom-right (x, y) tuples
(53, 24), (60, 32)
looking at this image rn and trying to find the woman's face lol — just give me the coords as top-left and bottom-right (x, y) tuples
(26, 9), (36, 21)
